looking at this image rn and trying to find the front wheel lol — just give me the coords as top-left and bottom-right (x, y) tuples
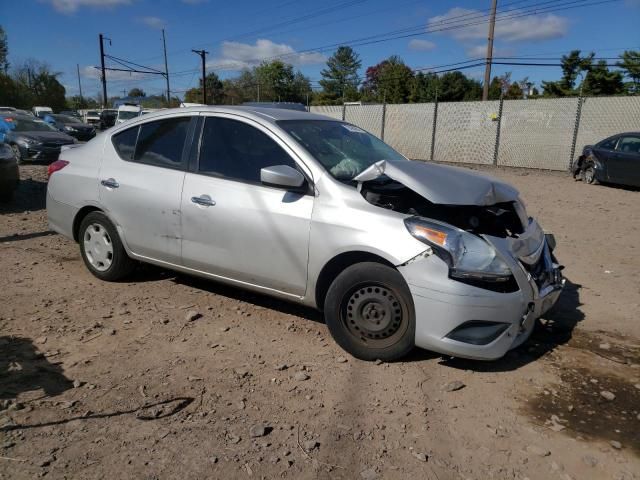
(324, 262), (415, 361)
(78, 211), (136, 281)
(584, 162), (599, 185)
(10, 144), (22, 164)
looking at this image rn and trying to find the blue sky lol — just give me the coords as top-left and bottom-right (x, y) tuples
(2, 0), (639, 99)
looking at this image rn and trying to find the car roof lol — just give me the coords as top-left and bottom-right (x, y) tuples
(132, 105), (335, 125)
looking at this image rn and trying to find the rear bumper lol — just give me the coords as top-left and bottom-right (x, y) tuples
(398, 225), (564, 360)
(46, 191), (78, 239)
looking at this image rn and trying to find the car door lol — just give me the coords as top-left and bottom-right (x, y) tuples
(610, 135), (640, 186)
(99, 114), (195, 265)
(181, 114), (314, 296)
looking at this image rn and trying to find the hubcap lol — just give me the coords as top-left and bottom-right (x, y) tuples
(83, 223), (114, 272)
(342, 284), (406, 347)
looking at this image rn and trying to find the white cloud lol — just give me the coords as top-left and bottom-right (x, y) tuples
(208, 39), (326, 71)
(43, 0), (132, 14)
(140, 16), (166, 29)
(81, 65), (147, 81)
(408, 39), (436, 52)
(428, 7), (568, 42)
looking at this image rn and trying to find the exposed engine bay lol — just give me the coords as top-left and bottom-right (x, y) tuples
(360, 176), (526, 238)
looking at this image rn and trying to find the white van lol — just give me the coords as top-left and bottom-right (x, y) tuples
(116, 105), (142, 124)
(33, 106), (53, 118)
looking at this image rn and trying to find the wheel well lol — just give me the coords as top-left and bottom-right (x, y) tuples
(315, 251), (395, 310)
(72, 206), (102, 242)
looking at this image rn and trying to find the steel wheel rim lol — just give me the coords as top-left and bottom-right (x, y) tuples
(340, 282), (408, 348)
(585, 168), (594, 183)
(83, 223), (114, 272)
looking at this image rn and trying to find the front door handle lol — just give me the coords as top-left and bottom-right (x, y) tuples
(191, 194), (216, 207)
(101, 178), (119, 189)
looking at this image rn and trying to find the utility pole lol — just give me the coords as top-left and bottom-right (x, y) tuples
(192, 49), (209, 104)
(162, 29), (171, 106)
(99, 33), (109, 107)
(482, 0), (498, 101)
(76, 64), (84, 107)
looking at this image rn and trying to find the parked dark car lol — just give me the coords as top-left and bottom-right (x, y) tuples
(0, 142), (19, 202)
(0, 114), (75, 163)
(44, 114), (96, 142)
(573, 132), (640, 187)
(100, 109), (117, 129)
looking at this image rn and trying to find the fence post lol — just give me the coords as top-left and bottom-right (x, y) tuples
(568, 96), (584, 171)
(341, 103), (346, 121)
(493, 96), (504, 166)
(430, 98), (438, 162)
(380, 101), (387, 141)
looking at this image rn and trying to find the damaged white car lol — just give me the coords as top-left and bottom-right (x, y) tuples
(46, 107), (564, 361)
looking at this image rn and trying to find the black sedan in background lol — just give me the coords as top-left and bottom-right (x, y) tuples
(1, 114), (75, 163)
(44, 114), (96, 141)
(0, 143), (19, 202)
(573, 132), (640, 187)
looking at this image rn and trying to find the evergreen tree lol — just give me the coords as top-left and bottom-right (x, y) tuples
(617, 50), (640, 94)
(581, 60), (625, 96)
(318, 46), (361, 104)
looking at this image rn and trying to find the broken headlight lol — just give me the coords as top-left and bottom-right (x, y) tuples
(404, 216), (512, 282)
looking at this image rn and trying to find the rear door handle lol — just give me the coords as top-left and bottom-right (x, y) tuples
(101, 178), (119, 189)
(191, 194), (216, 207)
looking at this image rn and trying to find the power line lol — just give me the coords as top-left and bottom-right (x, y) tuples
(168, 0), (613, 78)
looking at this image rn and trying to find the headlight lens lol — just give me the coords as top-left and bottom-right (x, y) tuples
(64, 125), (78, 132)
(404, 216), (512, 282)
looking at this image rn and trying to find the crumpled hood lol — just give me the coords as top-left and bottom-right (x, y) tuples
(354, 159), (520, 206)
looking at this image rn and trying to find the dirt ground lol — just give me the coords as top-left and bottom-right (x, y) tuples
(1, 164), (638, 480)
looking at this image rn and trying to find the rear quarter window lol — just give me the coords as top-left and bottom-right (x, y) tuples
(112, 126), (139, 160)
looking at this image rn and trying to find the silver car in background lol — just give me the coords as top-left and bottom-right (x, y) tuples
(46, 106), (564, 361)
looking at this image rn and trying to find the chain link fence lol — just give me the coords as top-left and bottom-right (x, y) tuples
(310, 96), (640, 171)
(498, 98), (578, 170)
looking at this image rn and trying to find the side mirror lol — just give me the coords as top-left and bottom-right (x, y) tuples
(260, 165), (305, 190)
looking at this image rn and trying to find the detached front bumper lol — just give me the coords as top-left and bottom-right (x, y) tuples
(398, 222), (564, 360)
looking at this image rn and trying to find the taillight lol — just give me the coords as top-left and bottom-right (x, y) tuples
(48, 160), (69, 179)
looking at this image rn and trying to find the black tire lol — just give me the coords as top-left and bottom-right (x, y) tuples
(78, 211), (136, 281)
(583, 162), (599, 185)
(324, 262), (415, 361)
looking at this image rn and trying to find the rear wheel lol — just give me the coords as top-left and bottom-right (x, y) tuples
(324, 262), (415, 361)
(78, 211), (136, 281)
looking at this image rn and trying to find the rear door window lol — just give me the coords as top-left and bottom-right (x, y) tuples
(198, 116), (297, 183)
(134, 116), (191, 169)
